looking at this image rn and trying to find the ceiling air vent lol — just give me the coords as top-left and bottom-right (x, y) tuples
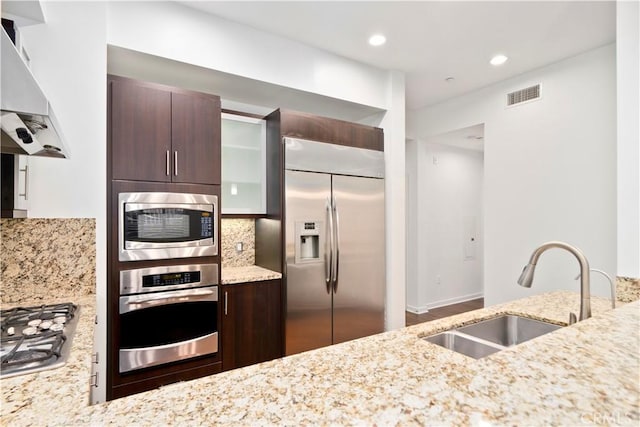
(507, 84), (540, 106)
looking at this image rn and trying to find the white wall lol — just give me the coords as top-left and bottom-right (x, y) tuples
(408, 44), (617, 306)
(617, 0), (640, 277)
(19, 2), (106, 219)
(106, 1), (389, 110)
(379, 70), (406, 329)
(407, 143), (484, 312)
(17, 0), (108, 403)
(405, 139), (419, 308)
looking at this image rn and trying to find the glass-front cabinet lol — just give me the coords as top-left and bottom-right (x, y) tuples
(221, 113), (266, 214)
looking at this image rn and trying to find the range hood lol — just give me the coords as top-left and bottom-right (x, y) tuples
(1, 27), (69, 158)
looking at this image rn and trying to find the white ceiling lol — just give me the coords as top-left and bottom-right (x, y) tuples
(179, 1), (616, 110)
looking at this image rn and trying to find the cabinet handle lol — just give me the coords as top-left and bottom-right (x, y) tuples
(174, 151), (178, 176)
(165, 151), (170, 176)
(18, 164), (28, 200)
(224, 291), (228, 315)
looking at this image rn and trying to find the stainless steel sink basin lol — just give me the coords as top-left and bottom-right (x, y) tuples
(456, 315), (562, 347)
(423, 331), (502, 359)
(422, 314), (563, 359)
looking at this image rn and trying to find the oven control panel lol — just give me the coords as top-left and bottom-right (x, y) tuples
(143, 271), (201, 288)
(120, 264), (218, 295)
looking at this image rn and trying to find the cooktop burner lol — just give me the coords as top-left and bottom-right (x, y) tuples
(0, 302), (80, 378)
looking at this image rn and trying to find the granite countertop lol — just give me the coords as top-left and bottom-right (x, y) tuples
(2, 291), (639, 426)
(221, 265), (282, 285)
(617, 276), (640, 303)
(1, 295), (96, 425)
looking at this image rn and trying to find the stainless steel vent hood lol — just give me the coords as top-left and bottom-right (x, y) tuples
(1, 27), (69, 158)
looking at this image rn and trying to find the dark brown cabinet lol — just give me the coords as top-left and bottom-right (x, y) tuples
(108, 75), (221, 185)
(222, 279), (283, 371)
(171, 91), (220, 185)
(279, 109), (384, 151)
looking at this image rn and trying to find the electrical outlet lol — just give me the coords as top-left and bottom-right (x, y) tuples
(436, 275), (441, 285)
(235, 242), (244, 252)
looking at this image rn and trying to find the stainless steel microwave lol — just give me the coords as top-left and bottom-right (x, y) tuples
(118, 192), (217, 261)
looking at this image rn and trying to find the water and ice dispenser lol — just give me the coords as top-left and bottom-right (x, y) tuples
(294, 221), (322, 264)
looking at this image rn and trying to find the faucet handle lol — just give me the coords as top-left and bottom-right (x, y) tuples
(569, 312), (577, 325)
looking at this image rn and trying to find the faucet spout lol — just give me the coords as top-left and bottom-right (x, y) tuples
(518, 241), (591, 321)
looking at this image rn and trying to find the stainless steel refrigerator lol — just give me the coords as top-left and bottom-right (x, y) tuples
(284, 137), (385, 356)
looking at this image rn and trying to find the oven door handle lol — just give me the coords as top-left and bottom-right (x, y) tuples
(120, 288), (218, 314)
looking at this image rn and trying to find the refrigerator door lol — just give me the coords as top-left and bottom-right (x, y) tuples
(331, 174), (385, 344)
(285, 170), (333, 355)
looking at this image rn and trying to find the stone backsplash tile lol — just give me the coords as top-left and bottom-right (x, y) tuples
(0, 218), (96, 304)
(221, 218), (255, 268)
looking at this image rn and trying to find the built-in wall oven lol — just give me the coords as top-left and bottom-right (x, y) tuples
(118, 192), (217, 261)
(118, 263), (219, 373)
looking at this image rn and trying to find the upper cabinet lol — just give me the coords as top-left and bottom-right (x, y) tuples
(108, 75), (221, 185)
(279, 109), (384, 151)
(221, 112), (266, 214)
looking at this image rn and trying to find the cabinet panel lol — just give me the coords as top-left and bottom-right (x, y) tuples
(1, 154), (29, 217)
(221, 113), (266, 214)
(222, 279), (282, 371)
(171, 92), (221, 185)
(110, 78), (172, 182)
(280, 110), (383, 151)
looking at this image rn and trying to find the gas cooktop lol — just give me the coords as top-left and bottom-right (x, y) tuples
(0, 302), (80, 378)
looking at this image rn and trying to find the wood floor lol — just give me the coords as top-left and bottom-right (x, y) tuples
(405, 298), (484, 326)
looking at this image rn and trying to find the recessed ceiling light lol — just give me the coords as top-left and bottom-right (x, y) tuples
(368, 34), (386, 47)
(490, 54), (509, 66)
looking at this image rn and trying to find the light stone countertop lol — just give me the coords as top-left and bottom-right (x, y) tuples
(1, 295), (96, 426)
(2, 291), (639, 426)
(617, 276), (640, 303)
(221, 265), (282, 285)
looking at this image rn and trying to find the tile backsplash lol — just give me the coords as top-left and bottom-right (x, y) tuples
(0, 218), (96, 304)
(221, 218), (255, 268)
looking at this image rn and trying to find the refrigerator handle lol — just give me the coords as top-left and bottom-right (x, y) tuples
(332, 195), (340, 293)
(325, 197), (334, 294)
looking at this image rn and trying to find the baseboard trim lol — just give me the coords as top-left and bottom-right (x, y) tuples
(406, 304), (426, 314)
(406, 292), (484, 314)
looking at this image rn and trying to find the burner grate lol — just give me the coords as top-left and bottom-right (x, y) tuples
(1, 303), (77, 334)
(0, 331), (66, 367)
(0, 302), (79, 377)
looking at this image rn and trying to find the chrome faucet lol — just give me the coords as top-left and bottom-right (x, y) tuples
(518, 241), (591, 323)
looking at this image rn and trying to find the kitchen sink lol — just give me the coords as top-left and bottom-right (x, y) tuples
(456, 314), (562, 347)
(423, 331), (502, 359)
(422, 314), (563, 359)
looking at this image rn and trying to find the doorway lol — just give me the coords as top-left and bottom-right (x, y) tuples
(405, 124), (485, 322)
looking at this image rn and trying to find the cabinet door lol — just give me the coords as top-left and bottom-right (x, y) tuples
(221, 113), (266, 214)
(110, 78), (172, 182)
(222, 280), (282, 371)
(171, 92), (221, 185)
(280, 110), (384, 151)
